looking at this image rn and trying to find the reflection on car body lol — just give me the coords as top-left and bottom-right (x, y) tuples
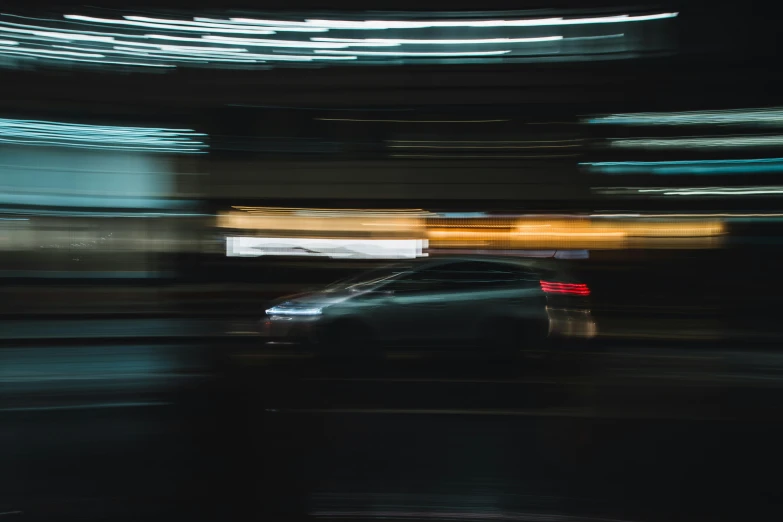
(261, 256), (596, 354)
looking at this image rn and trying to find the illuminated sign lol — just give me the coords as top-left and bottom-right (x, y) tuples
(227, 237), (428, 259)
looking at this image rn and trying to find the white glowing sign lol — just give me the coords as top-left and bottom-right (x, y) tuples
(227, 237), (428, 259)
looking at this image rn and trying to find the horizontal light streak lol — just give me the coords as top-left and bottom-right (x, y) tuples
(225, 14), (673, 30)
(0, 11), (671, 70)
(645, 187), (783, 196)
(0, 44), (102, 57)
(231, 206), (745, 224)
(0, 137), (203, 152)
(80, 47), (249, 62)
(0, 17), (150, 39)
(219, 208), (723, 251)
(311, 34), (619, 46)
(596, 186), (783, 196)
(583, 157), (783, 175)
(201, 35), (353, 48)
(232, 205), (430, 214)
(197, 18), (330, 33)
(591, 212), (783, 221)
(311, 36), (562, 45)
(610, 135), (783, 149)
(0, 117), (206, 152)
(218, 213), (426, 237)
(65, 15), (278, 35)
(125, 15), (275, 31)
(314, 49), (511, 57)
(0, 49), (175, 67)
(114, 42), (248, 53)
(110, 45), (355, 62)
(587, 107), (783, 126)
(303, 12), (677, 29)
(428, 223), (723, 249)
(566, 33), (624, 40)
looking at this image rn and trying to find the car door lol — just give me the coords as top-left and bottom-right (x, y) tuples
(422, 261), (533, 343)
(370, 267), (440, 345)
(373, 261), (496, 346)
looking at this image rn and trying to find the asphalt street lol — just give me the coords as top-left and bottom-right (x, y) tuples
(1, 338), (782, 522)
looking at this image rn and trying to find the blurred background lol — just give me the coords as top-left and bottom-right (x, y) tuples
(2, 1), (783, 521)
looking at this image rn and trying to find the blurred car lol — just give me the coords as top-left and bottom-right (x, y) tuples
(260, 256), (596, 355)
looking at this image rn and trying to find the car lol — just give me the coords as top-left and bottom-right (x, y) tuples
(260, 256), (596, 356)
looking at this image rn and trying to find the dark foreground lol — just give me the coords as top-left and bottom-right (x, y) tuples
(1, 338), (782, 522)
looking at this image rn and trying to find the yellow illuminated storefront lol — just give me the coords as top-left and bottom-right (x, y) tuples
(217, 206), (726, 257)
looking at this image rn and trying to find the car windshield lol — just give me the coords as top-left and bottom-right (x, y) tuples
(326, 263), (413, 292)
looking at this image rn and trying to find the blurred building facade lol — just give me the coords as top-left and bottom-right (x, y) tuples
(1, 3), (782, 297)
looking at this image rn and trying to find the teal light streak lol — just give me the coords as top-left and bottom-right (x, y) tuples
(583, 158), (783, 175)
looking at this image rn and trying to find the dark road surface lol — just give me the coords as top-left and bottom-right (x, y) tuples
(2, 338), (783, 522)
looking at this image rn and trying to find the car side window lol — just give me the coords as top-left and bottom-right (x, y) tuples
(437, 262), (537, 289)
(388, 261), (538, 294)
(386, 267), (444, 294)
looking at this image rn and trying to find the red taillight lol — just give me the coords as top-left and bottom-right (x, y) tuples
(540, 280), (590, 296)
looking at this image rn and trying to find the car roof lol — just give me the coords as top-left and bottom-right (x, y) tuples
(407, 255), (550, 271)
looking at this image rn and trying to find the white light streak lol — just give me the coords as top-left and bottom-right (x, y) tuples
(202, 35), (351, 48)
(0, 18), (145, 39)
(588, 107), (783, 126)
(0, 117), (206, 152)
(303, 12), (677, 29)
(0, 45), (103, 57)
(311, 35), (562, 45)
(227, 17), (320, 27)
(266, 305), (323, 316)
(112, 46), (353, 62)
(566, 33), (624, 40)
(142, 34), (226, 43)
(0, 33), (80, 44)
(4, 52), (175, 67)
(597, 186), (783, 196)
(107, 41), (248, 53)
(655, 188), (783, 196)
(65, 15), (277, 35)
(610, 135), (783, 148)
(0, 137), (203, 152)
(124, 15), (272, 30)
(203, 17), (331, 32)
(102, 48), (235, 63)
(0, 11), (672, 71)
(315, 49), (511, 57)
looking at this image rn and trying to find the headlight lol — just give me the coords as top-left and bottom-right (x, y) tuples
(265, 305), (323, 316)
